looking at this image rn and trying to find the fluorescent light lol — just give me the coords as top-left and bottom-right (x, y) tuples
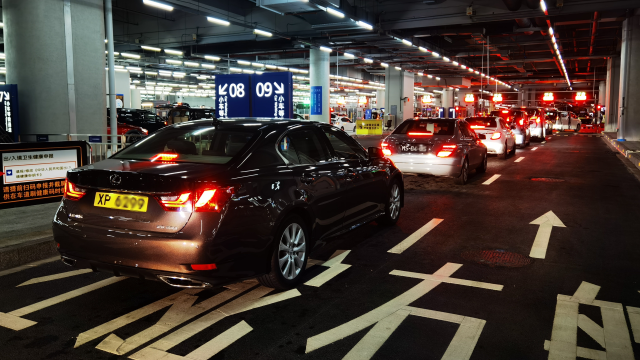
(0, 23), (4, 28)
(401, 39), (412, 46)
(164, 49), (183, 55)
(207, 17), (230, 26)
(326, 7), (345, 18)
(395, 66), (402, 71)
(417, 72), (423, 76)
(300, 70), (309, 74)
(236, 60), (251, 66)
(277, 66), (289, 71)
(242, 69), (254, 74)
(143, 0), (173, 11)
(252, 62), (265, 67)
(126, 66), (141, 70)
(116, 69), (128, 73)
(320, 46), (332, 52)
(540, 0), (548, 13)
(230, 67), (242, 72)
(204, 55), (220, 61)
(145, 71), (157, 75)
(183, 61), (199, 67)
(443, 57), (450, 62)
(549, 27), (554, 36)
(461, 65), (466, 69)
(418, 46), (427, 52)
(121, 53), (140, 59)
(381, 62), (388, 67)
(256, 71), (264, 75)
(166, 59), (182, 65)
(436, 77), (441, 81)
(254, 29), (272, 37)
(364, 58), (373, 63)
(432, 52), (440, 57)
(266, 64), (277, 69)
(356, 21), (373, 30)
(452, 61), (458, 66)
(201, 63), (216, 69)
(427, 74), (433, 78)
(129, 70), (143, 74)
(141, 45), (161, 52)
(344, 53), (355, 58)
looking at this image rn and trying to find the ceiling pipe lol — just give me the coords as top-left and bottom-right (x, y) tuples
(515, 18), (534, 35)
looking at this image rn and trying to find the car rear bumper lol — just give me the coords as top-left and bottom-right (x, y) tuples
(387, 154), (461, 176)
(530, 127), (544, 138)
(481, 139), (506, 154)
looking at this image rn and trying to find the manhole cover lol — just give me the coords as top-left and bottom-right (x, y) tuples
(530, 177), (565, 182)
(462, 249), (532, 268)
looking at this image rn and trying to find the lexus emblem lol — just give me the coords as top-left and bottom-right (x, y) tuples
(110, 174), (122, 186)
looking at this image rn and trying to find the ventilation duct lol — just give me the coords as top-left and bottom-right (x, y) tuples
(515, 18), (534, 35)
(257, 0), (321, 15)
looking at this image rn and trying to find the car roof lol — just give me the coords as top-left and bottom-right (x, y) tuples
(166, 118), (320, 131)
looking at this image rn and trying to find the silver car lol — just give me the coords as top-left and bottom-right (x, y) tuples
(466, 116), (516, 159)
(382, 118), (487, 185)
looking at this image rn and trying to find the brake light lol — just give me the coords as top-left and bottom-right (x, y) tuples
(519, 119), (524, 126)
(491, 132), (502, 140)
(63, 179), (86, 200)
(151, 153), (178, 162)
(502, 110), (509, 114)
(536, 118), (541, 123)
(194, 187), (234, 212)
(157, 192), (192, 211)
(408, 132), (433, 136)
(470, 125), (485, 129)
(436, 145), (457, 157)
(381, 142), (392, 156)
(191, 263), (217, 271)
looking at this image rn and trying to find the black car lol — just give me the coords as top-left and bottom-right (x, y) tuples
(53, 119), (403, 290)
(107, 108), (167, 133)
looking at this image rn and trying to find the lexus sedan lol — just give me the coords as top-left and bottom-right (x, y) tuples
(466, 116), (516, 159)
(381, 118), (487, 185)
(53, 119), (403, 290)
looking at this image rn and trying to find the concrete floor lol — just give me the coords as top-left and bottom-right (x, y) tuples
(0, 202), (59, 248)
(1, 134), (639, 359)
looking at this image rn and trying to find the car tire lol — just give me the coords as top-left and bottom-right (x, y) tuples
(477, 153), (488, 172)
(378, 179), (402, 226)
(257, 215), (309, 290)
(455, 158), (469, 185)
(341, 126), (344, 131)
(500, 143), (508, 160)
(511, 142), (517, 155)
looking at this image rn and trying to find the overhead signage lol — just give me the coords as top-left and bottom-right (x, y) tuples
(422, 95), (432, 104)
(464, 94), (475, 103)
(492, 93), (503, 102)
(310, 86), (323, 115)
(215, 74), (251, 118)
(251, 72), (293, 118)
(543, 92), (554, 101)
(575, 92), (587, 101)
(0, 84), (20, 142)
(1, 141), (87, 209)
(358, 96), (368, 105)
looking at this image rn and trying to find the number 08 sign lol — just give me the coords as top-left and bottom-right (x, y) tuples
(215, 74), (251, 118)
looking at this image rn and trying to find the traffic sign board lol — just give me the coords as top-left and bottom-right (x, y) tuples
(251, 72), (293, 118)
(215, 74), (251, 118)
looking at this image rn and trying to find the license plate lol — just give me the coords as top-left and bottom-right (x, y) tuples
(94, 192), (148, 212)
(400, 144), (428, 152)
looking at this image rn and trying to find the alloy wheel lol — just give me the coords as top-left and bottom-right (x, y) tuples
(278, 223), (306, 280)
(389, 183), (401, 220)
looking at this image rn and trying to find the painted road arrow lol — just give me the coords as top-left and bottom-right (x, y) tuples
(529, 211), (565, 259)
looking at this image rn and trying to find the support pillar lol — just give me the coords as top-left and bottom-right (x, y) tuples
(310, 49), (330, 123)
(617, 15), (640, 140)
(376, 90), (385, 109)
(3, 0), (106, 141)
(442, 89), (454, 118)
(605, 57), (620, 132)
(384, 67), (414, 127)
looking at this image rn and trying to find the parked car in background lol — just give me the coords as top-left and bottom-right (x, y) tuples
(110, 108), (167, 133)
(189, 108), (215, 121)
(525, 107), (549, 139)
(506, 109), (531, 147)
(382, 118), (487, 185)
(106, 119), (148, 143)
(466, 116), (516, 159)
(333, 117), (357, 133)
(54, 119), (403, 290)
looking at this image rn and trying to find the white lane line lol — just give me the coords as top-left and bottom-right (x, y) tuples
(17, 269), (93, 287)
(482, 174), (501, 185)
(387, 218), (443, 254)
(0, 256), (59, 278)
(578, 314), (605, 347)
(531, 147), (538, 151)
(343, 309), (411, 360)
(542, 141), (547, 144)
(442, 317), (486, 360)
(548, 297), (579, 359)
(515, 157), (524, 163)
(601, 306), (635, 359)
(389, 270), (504, 291)
(626, 306), (640, 343)
(305, 250), (351, 287)
(529, 211), (565, 259)
(544, 340), (607, 360)
(571, 282), (600, 304)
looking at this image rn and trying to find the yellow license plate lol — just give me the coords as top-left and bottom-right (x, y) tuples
(94, 192), (148, 212)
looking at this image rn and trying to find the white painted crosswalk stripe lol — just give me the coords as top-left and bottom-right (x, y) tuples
(531, 147), (538, 151)
(305, 250), (351, 287)
(388, 218), (443, 254)
(482, 174), (501, 185)
(515, 157), (524, 162)
(17, 269), (93, 287)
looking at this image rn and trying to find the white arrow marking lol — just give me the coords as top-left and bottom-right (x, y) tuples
(274, 82), (284, 94)
(218, 83), (228, 95)
(529, 211), (565, 259)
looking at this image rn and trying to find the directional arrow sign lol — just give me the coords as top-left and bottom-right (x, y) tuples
(274, 82), (284, 94)
(218, 83), (228, 95)
(529, 211), (565, 259)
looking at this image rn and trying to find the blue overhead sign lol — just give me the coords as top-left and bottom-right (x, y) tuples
(215, 74), (251, 118)
(0, 85), (20, 142)
(251, 72), (293, 119)
(310, 86), (322, 115)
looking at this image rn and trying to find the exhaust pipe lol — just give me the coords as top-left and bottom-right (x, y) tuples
(158, 275), (212, 288)
(61, 256), (76, 267)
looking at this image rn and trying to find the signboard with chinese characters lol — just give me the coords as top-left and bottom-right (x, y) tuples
(251, 72), (293, 119)
(310, 86), (323, 115)
(215, 74), (251, 118)
(0, 84), (20, 142)
(0, 141), (87, 209)
(575, 92), (587, 101)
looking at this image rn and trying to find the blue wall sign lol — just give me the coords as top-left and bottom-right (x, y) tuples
(310, 86), (323, 115)
(88, 136), (102, 143)
(215, 74), (251, 118)
(0, 85), (20, 142)
(251, 72), (293, 119)
(365, 109), (372, 119)
(36, 135), (49, 142)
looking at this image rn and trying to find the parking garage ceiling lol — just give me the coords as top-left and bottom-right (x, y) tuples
(105, 0), (633, 91)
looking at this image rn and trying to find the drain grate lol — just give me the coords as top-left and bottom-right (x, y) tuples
(462, 249), (532, 268)
(530, 177), (565, 182)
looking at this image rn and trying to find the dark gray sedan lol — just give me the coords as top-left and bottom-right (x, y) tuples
(382, 118), (487, 184)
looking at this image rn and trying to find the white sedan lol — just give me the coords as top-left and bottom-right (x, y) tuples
(333, 117), (357, 133)
(466, 116), (516, 159)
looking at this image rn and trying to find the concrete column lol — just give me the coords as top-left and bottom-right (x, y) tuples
(518, 89), (525, 107)
(384, 67), (414, 126)
(442, 89), (454, 118)
(617, 15), (640, 140)
(130, 89), (141, 109)
(4, 0), (106, 140)
(598, 81), (606, 105)
(605, 57), (620, 132)
(376, 90), (385, 109)
(310, 49), (330, 123)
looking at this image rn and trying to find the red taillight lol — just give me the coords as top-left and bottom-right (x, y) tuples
(470, 125), (485, 129)
(491, 132), (502, 140)
(63, 179), (86, 200)
(157, 192), (192, 211)
(436, 144), (457, 157)
(151, 153), (178, 162)
(408, 132), (433, 136)
(519, 119), (524, 126)
(164, 121), (168, 125)
(191, 263), (217, 271)
(502, 110), (509, 114)
(381, 142), (392, 156)
(194, 187), (234, 212)
(536, 118), (541, 123)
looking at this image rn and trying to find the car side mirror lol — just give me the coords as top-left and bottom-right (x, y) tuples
(368, 147), (384, 159)
(477, 134), (486, 140)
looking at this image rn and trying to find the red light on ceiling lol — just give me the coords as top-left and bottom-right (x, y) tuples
(543, 92), (554, 101)
(493, 94), (503, 102)
(575, 92), (587, 101)
(464, 94), (475, 103)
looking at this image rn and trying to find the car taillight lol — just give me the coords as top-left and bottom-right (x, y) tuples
(194, 187), (234, 212)
(536, 118), (541, 123)
(436, 144), (457, 157)
(157, 192), (192, 211)
(519, 119), (524, 126)
(151, 153), (178, 162)
(408, 132), (433, 136)
(381, 142), (392, 156)
(191, 263), (217, 271)
(63, 179), (86, 200)
(491, 132), (502, 140)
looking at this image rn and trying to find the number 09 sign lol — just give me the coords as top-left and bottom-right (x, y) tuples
(215, 72), (293, 119)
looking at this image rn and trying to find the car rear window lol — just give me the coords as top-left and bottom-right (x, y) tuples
(112, 125), (257, 164)
(509, 110), (525, 118)
(466, 117), (497, 128)
(394, 119), (455, 136)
